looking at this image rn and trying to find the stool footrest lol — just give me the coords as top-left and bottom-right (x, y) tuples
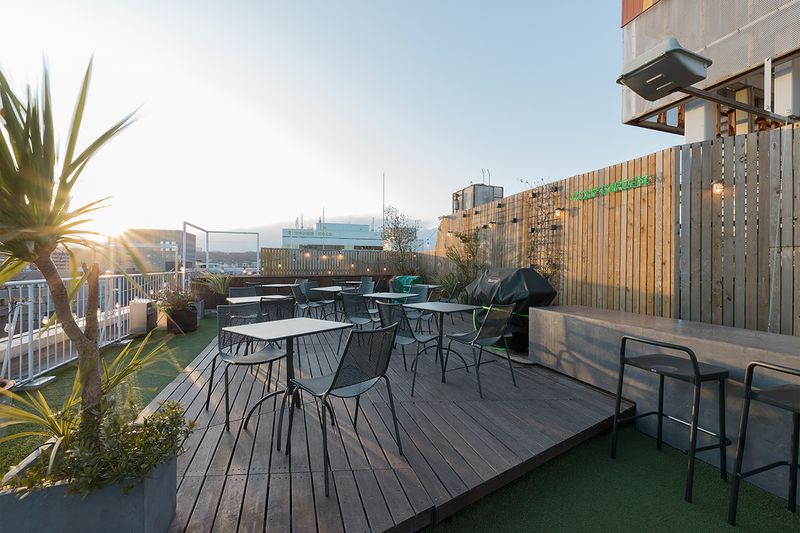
(737, 460), (798, 480)
(695, 440), (731, 453)
(617, 411), (726, 440)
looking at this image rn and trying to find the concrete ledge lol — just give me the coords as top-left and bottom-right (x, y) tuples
(529, 305), (800, 503)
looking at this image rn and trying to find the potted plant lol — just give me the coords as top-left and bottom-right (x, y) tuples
(196, 271), (232, 309)
(159, 286), (198, 333)
(0, 61), (191, 532)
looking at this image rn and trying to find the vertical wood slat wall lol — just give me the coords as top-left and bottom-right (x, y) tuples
(260, 248), (417, 277)
(430, 123), (800, 336)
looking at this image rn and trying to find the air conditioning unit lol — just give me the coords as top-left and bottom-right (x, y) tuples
(129, 299), (157, 336)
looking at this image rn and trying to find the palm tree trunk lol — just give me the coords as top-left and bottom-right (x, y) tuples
(34, 255), (103, 425)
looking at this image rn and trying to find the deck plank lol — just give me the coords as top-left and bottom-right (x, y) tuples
(159, 312), (633, 532)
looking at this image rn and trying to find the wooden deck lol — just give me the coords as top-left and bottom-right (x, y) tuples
(142, 314), (632, 532)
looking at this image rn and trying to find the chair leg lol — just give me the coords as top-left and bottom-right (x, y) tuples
(411, 345), (421, 397)
(718, 378), (728, 481)
(285, 389), (300, 456)
(656, 374), (665, 451)
(685, 381), (702, 503)
(610, 360), (626, 459)
(789, 412), (799, 513)
(353, 395), (361, 430)
(276, 388), (292, 452)
(728, 394), (752, 525)
(266, 362), (273, 392)
(401, 345), (407, 371)
(385, 377), (403, 455)
(473, 346), (483, 398)
(503, 337), (516, 386)
(205, 355), (217, 410)
(224, 365), (232, 431)
(321, 396), (330, 496)
(324, 398), (337, 427)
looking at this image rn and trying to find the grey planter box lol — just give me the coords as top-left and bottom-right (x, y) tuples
(0, 457), (176, 533)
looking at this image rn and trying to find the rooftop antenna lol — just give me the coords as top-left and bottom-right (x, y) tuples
(301, 213), (304, 229)
(486, 168), (491, 186)
(382, 172), (385, 233)
(481, 169), (485, 184)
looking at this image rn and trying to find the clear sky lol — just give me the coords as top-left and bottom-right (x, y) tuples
(1, 0), (675, 239)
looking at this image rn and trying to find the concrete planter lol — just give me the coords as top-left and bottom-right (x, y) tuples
(0, 456), (176, 533)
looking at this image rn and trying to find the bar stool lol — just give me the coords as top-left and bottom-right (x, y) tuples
(610, 335), (730, 503)
(728, 361), (800, 525)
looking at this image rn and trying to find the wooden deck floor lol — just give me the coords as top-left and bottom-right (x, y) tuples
(143, 314), (632, 532)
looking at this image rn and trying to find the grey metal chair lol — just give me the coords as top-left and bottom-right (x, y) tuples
(207, 303), (289, 431)
(341, 293), (381, 328)
(610, 336), (729, 503)
(377, 302), (437, 390)
(415, 287), (443, 333)
(389, 279), (403, 293)
(229, 286), (258, 298)
(291, 285), (322, 317)
(374, 278), (388, 293)
(359, 279), (375, 294)
(441, 282), (464, 304)
(446, 304), (516, 398)
(403, 285), (429, 329)
(284, 324), (402, 496)
(728, 361), (800, 525)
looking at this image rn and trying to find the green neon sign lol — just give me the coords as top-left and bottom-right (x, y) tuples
(571, 174), (651, 202)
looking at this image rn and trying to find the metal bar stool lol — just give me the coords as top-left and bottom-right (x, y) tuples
(610, 335), (730, 503)
(728, 361), (800, 525)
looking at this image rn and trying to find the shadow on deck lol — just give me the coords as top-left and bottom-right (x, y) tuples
(141, 314), (633, 532)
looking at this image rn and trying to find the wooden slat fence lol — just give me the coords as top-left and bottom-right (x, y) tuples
(432, 123), (800, 336)
(261, 248), (423, 277)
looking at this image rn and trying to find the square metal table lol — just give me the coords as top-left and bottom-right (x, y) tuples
(363, 292), (415, 303)
(224, 317), (352, 437)
(403, 302), (480, 382)
(310, 286), (349, 319)
(226, 295), (292, 305)
(262, 283), (299, 295)
(412, 284), (442, 290)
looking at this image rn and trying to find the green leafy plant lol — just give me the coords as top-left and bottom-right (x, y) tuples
(10, 401), (193, 496)
(0, 62), (191, 497)
(197, 272), (232, 295)
(441, 231), (485, 291)
(158, 286), (194, 314)
(0, 61), (135, 431)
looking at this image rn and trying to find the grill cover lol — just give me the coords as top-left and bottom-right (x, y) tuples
(465, 268), (557, 349)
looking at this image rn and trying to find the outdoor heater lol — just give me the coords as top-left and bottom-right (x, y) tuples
(617, 37), (797, 124)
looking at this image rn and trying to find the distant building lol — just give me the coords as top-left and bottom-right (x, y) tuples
(281, 222), (383, 250)
(111, 229), (196, 272)
(621, 0), (800, 142)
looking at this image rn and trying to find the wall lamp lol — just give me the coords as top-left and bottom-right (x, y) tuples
(712, 180), (724, 194)
(554, 207), (566, 218)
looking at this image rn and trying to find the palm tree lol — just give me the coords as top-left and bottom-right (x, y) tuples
(0, 61), (135, 429)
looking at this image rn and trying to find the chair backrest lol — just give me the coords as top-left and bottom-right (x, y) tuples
(217, 303), (261, 353)
(377, 302), (416, 340)
(360, 279), (375, 294)
(405, 284), (428, 304)
(328, 324), (398, 393)
(261, 297), (295, 321)
(360, 276), (373, 284)
(374, 278), (388, 293)
(332, 278), (347, 287)
(293, 278), (308, 294)
(427, 288), (444, 303)
(229, 286), (258, 298)
(447, 282), (464, 302)
(291, 284), (309, 304)
(389, 279), (403, 293)
(475, 304), (514, 344)
(341, 292), (371, 322)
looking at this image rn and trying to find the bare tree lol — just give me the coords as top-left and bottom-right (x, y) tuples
(382, 206), (417, 274)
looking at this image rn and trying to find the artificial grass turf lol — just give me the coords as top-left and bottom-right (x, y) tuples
(428, 425), (800, 533)
(0, 317), (216, 474)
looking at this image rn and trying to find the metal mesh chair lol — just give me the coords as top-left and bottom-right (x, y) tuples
(206, 303), (288, 430)
(229, 286), (258, 298)
(415, 288), (443, 333)
(374, 278), (388, 293)
(377, 302), (436, 387)
(341, 293), (380, 328)
(285, 324), (402, 496)
(389, 279), (403, 293)
(260, 297), (295, 322)
(404, 285), (429, 328)
(291, 285), (322, 317)
(728, 361), (800, 525)
(441, 282), (464, 304)
(446, 304), (516, 398)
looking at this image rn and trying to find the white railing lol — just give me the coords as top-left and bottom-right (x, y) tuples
(0, 271), (176, 386)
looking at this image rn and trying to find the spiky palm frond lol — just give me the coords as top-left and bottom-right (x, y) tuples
(0, 60), (136, 283)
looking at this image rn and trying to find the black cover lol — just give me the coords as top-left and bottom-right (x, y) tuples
(465, 268), (557, 349)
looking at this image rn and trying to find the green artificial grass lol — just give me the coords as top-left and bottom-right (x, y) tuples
(0, 317), (216, 474)
(428, 426), (800, 532)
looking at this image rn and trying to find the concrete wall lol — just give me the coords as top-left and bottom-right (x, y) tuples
(529, 305), (800, 502)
